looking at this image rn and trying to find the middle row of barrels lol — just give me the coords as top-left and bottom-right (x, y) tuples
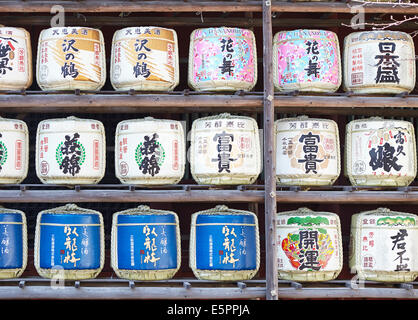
(0, 114), (417, 187)
(0, 26), (416, 94)
(0, 204), (416, 282)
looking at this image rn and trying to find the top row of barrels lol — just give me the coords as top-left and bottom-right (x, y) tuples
(0, 26), (415, 94)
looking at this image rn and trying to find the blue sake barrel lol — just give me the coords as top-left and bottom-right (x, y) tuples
(111, 205), (181, 280)
(35, 204), (104, 280)
(190, 205), (260, 281)
(0, 208), (27, 278)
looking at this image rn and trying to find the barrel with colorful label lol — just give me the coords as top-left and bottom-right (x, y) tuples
(188, 27), (257, 91)
(115, 117), (185, 185)
(111, 26), (179, 91)
(275, 116), (340, 186)
(343, 31), (415, 94)
(190, 113), (261, 185)
(0, 27), (32, 90)
(345, 117), (416, 187)
(36, 116), (106, 185)
(273, 29), (341, 93)
(189, 205), (260, 281)
(349, 208), (418, 282)
(0, 207), (27, 279)
(36, 26), (106, 91)
(34, 204), (104, 280)
(277, 207), (343, 282)
(0, 117), (28, 184)
(111, 205), (181, 280)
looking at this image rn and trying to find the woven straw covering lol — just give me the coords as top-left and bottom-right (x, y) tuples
(0, 207), (27, 279)
(111, 205), (181, 280)
(36, 27), (106, 91)
(349, 207), (418, 282)
(190, 113), (261, 185)
(189, 205), (260, 281)
(0, 27), (32, 90)
(34, 203), (105, 280)
(277, 207), (343, 282)
(0, 117), (29, 184)
(345, 117), (417, 187)
(110, 26), (179, 91)
(35, 116), (106, 185)
(188, 27), (257, 92)
(343, 31), (415, 94)
(275, 116), (341, 186)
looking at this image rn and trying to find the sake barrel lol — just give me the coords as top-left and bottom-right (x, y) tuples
(277, 207), (343, 281)
(111, 26), (179, 91)
(345, 117), (416, 187)
(34, 204), (104, 280)
(0, 207), (27, 279)
(349, 208), (418, 282)
(190, 113), (261, 185)
(115, 117), (185, 185)
(36, 26), (106, 91)
(275, 116), (340, 186)
(0, 27), (32, 90)
(273, 29), (341, 93)
(189, 205), (260, 281)
(36, 116), (106, 185)
(343, 31), (415, 94)
(0, 117), (29, 184)
(188, 27), (257, 92)
(111, 205), (181, 280)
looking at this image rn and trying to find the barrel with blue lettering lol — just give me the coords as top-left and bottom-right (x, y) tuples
(190, 205), (260, 281)
(35, 204), (104, 280)
(0, 208), (27, 278)
(111, 205), (181, 280)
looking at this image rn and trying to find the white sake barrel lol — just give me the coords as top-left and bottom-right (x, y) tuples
(0, 117), (28, 184)
(36, 27), (106, 91)
(115, 117), (185, 185)
(349, 207), (418, 282)
(111, 26), (179, 91)
(36, 116), (106, 185)
(111, 205), (181, 280)
(273, 29), (341, 93)
(277, 207), (343, 282)
(189, 205), (260, 281)
(0, 27), (32, 90)
(343, 31), (415, 94)
(345, 117), (416, 187)
(34, 204), (104, 280)
(190, 113), (261, 185)
(188, 27), (257, 92)
(275, 116), (340, 186)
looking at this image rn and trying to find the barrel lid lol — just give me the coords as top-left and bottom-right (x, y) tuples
(114, 205), (178, 217)
(356, 207), (418, 218)
(41, 203), (101, 215)
(193, 205), (256, 218)
(277, 207), (338, 218)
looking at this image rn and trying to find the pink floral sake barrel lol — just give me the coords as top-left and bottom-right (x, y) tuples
(273, 29), (341, 93)
(188, 27), (257, 92)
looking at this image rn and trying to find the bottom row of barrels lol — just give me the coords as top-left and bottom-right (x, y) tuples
(0, 204), (416, 283)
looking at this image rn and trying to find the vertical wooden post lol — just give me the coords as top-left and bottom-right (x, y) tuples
(263, 0), (278, 300)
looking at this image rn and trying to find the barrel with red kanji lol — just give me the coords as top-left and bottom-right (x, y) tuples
(345, 117), (417, 187)
(349, 208), (418, 282)
(273, 29), (341, 93)
(35, 116), (106, 185)
(343, 31), (416, 94)
(0, 117), (28, 184)
(0, 27), (32, 90)
(36, 26), (106, 91)
(115, 117), (185, 185)
(188, 27), (257, 91)
(110, 26), (179, 91)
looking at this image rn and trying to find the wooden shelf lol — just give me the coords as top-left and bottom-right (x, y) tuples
(0, 278), (266, 300)
(0, 184), (265, 203)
